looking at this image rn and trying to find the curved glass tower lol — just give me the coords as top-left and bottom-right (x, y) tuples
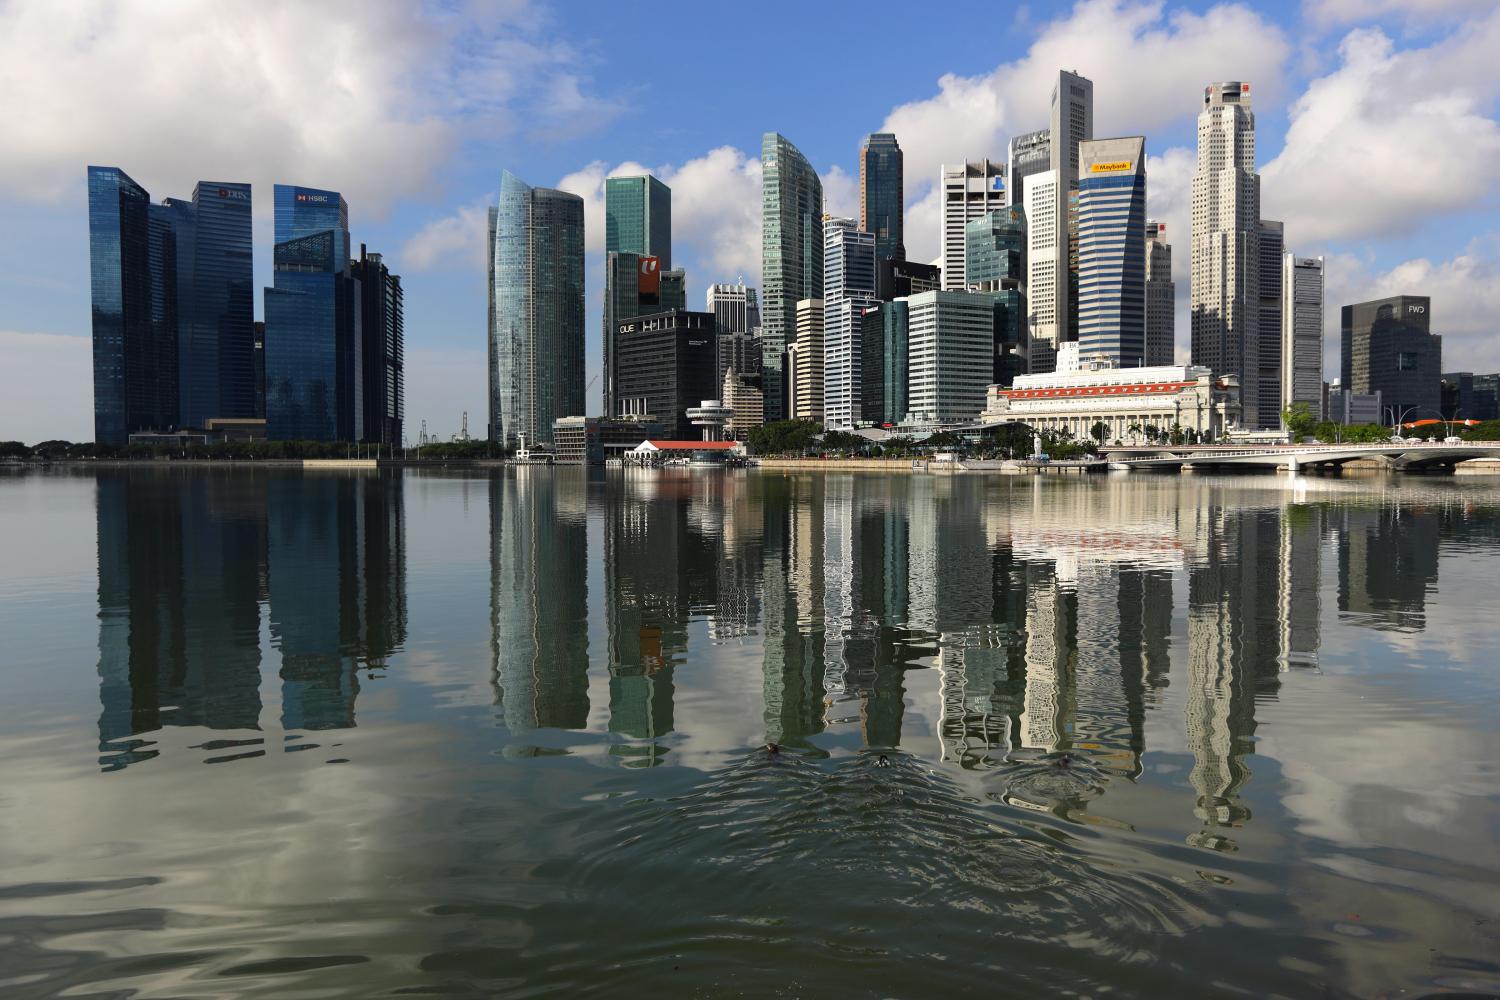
(489, 171), (585, 447)
(760, 133), (823, 423)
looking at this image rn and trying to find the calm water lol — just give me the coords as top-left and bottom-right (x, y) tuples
(2, 467), (1499, 999)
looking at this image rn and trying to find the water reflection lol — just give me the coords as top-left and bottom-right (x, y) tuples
(95, 470), (406, 768)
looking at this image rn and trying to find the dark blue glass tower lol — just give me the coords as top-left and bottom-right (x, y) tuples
(265, 184), (361, 441)
(352, 246), (404, 445)
(179, 182), (255, 427)
(89, 166), (176, 444)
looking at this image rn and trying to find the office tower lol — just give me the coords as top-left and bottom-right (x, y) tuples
(1076, 137), (1147, 368)
(823, 216), (878, 428)
(1341, 295), (1441, 422)
(1191, 81), (1263, 427)
(1443, 372), (1500, 421)
(708, 280), (762, 388)
(1255, 220), (1285, 428)
(790, 298), (825, 422)
(604, 175), (671, 266)
(176, 182), (255, 428)
(906, 290), (996, 423)
(860, 133), (905, 262)
(603, 175), (672, 416)
(88, 167), (169, 443)
(486, 205), (498, 439)
(876, 258), (940, 301)
(762, 132), (824, 422)
(490, 170), (585, 447)
(1475, 374), (1500, 420)
(1144, 221), (1174, 366)
(1008, 128), (1051, 210)
(1024, 168), (1061, 373)
(263, 184), (361, 441)
(351, 245), (404, 445)
(1281, 255), (1324, 419)
(613, 310), (718, 438)
(966, 206), (1028, 381)
(940, 160), (1006, 290)
(252, 321), (266, 418)
(861, 299), (909, 426)
(604, 252), (685, 415)
(722, 370), (764, 440)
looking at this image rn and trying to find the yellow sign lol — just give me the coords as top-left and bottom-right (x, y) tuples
(1090, 161), (1132, 173)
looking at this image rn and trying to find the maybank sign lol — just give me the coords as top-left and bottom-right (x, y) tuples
(1089, 161), (1133, 173)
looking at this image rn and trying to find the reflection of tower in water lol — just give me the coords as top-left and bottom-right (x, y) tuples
(96, 471), (268, 768)
(761, 475), (827, 747)
(489, 470), (590, 738)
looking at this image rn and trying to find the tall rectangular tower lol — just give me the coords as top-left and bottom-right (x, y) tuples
(762, 133), (824, 422)
(1024, 169), (1060, 374)
(1256, 219), (1285, 428)
(1341, 295), (1440, 422)
(860, 133), (905, 263)
(604, 175), (671, 267)
(1144, 221), (1175, 366)
(1007, 129), (1050, 211)
(352, 245), (404, 445)
(1191, 81), (1262, 427)
(1076, 137), (1147, 368)
(940, 160), (1007, 290)
(822, 216), (877, 428)
(182, 181), (255, 427)
(1046, 70), (1094, 355)
(1281, 255), (1324, 419)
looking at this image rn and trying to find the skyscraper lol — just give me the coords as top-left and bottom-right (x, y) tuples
(861, 300), (909, 426)
(352, 245), (404, 445)
(965, 206), (1028, 381)
(940, 160), (1006, 290)
(1256, 220), (1285, 428)
(1145, 221), (1174, 367)
(1191, 81), (1262, 427)
(859, 133), (905, 262)
(264, 184), (360, 442)
(1076, 137), (1146, 368)
(603, 175), (673, 416)
(604, 252), (685, 416)
(906, 290), (996, 424)
(790, 298), (825, 422)
(1341, 295), (1441, 422)
(1007, 129), (1051, 211)
(707, 280), (761, 389)
(490, 170), (585, 447)
(614, 310), (719, 438)
(823, 216), (877, 428)
(179, 182), (255, 428)
(1024, 168), (1061, 374)
(762, 133), (824, 422)
(1281, 255), (1324, 419)
(604, 175), (671, 267)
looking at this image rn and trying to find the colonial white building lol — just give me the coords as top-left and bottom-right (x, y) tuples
(982, 363), (1241, 442)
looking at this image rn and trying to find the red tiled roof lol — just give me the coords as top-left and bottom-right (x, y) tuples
(641, 440), (738, 450)
(999, 382), (1195, 399)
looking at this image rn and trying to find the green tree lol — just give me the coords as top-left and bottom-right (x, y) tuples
(1089, 421), (1108, 444)
(746, 419), (821, 456)
(1282, 401), (1317, 441)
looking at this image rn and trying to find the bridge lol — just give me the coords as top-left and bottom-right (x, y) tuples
(1099, 441), (1500, 472)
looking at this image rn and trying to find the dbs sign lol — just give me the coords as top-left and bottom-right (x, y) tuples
(638, 256), (660, 296)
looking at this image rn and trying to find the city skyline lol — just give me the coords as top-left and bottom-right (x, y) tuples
(6, 1), (1500, 442)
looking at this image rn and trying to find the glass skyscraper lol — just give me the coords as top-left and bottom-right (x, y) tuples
(89, 166), (175, 444)
(604, 175), (671, 267)
(352, 246), (405, 446)
(490, 170), (585, 447)
(859, 133), (904, 263)
(761, 132), (823, 423)
(180, 182), (255, 428)
(967, 206), (1028, 382)
(264, 184), (360, 442)
(1077, 137), (1147, 368)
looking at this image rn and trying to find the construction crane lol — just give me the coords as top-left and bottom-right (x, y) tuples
(586, 374), (599, 392)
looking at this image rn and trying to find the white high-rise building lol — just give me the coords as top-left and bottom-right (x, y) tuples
(1281, 254), (1324, 419)
(1024, 169), (1061, 374)
(1191, 81), (1262, 428)
(1047, 70), (1094, 357)
(790, 298), (824, 422)
(905, 290), (995, 425)
(822, 217), (877, 429)
(1145, 221), (1174, 366)
(939, 160), (1007, 290)
(706, 280), (759, 335)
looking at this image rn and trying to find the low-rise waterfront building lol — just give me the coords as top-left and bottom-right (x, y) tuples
(553, 415), (666, 464)
(982, 363), (1241, 442)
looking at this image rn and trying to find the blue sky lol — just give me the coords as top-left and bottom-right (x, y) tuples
(2, 0), (1498, 443)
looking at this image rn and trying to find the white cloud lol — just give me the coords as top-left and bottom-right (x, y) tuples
(1263, 14), (1500, 248)
(400, 200), (493, 273)
(0, 332), (92, 444)
(0, 0), (617, 217)
(1303, 0), (1496, 28)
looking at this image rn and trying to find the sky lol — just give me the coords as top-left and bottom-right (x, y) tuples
(2, 0), (1499, 444)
